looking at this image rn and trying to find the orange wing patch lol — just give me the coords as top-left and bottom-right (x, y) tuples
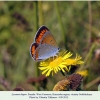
(34, 48), (39, 60)
(31, 43), (38, 56)
(36, 29), (48, 44)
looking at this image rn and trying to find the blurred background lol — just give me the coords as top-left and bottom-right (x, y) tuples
(0, 1), (100, 91)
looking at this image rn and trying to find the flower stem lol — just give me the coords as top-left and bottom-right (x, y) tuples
(34, 1), (39, 90)
(78, 43), (96, 71)
(34, 1), (38, 32)
(38, 1), (43, 26)
(54, 1), (66, 47)
(88, 1), (92, 44)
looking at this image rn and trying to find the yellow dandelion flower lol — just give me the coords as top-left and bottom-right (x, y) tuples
(64, 54), (84, 65)
(39, 51), (84, 76)
(76, 70), (88, 77)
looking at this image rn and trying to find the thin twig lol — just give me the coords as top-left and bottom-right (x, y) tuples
(88, 1), (92, 44)
(77, 42), (96, 71)
(84, 76), (100, 89)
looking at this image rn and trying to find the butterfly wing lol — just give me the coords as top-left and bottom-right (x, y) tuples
(31, 25), (59, 61)
(34, 44), (59, 61)
(34, 25), (49, 44)
(30, 43), (38, 60)
(34, 25), (58, 47)
(40, 31), (58, 47)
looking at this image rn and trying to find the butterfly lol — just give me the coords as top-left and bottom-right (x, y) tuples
(30, 25), (60, 61)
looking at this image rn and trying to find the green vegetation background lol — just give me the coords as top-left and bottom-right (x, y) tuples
(0, 1), (100, 91)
